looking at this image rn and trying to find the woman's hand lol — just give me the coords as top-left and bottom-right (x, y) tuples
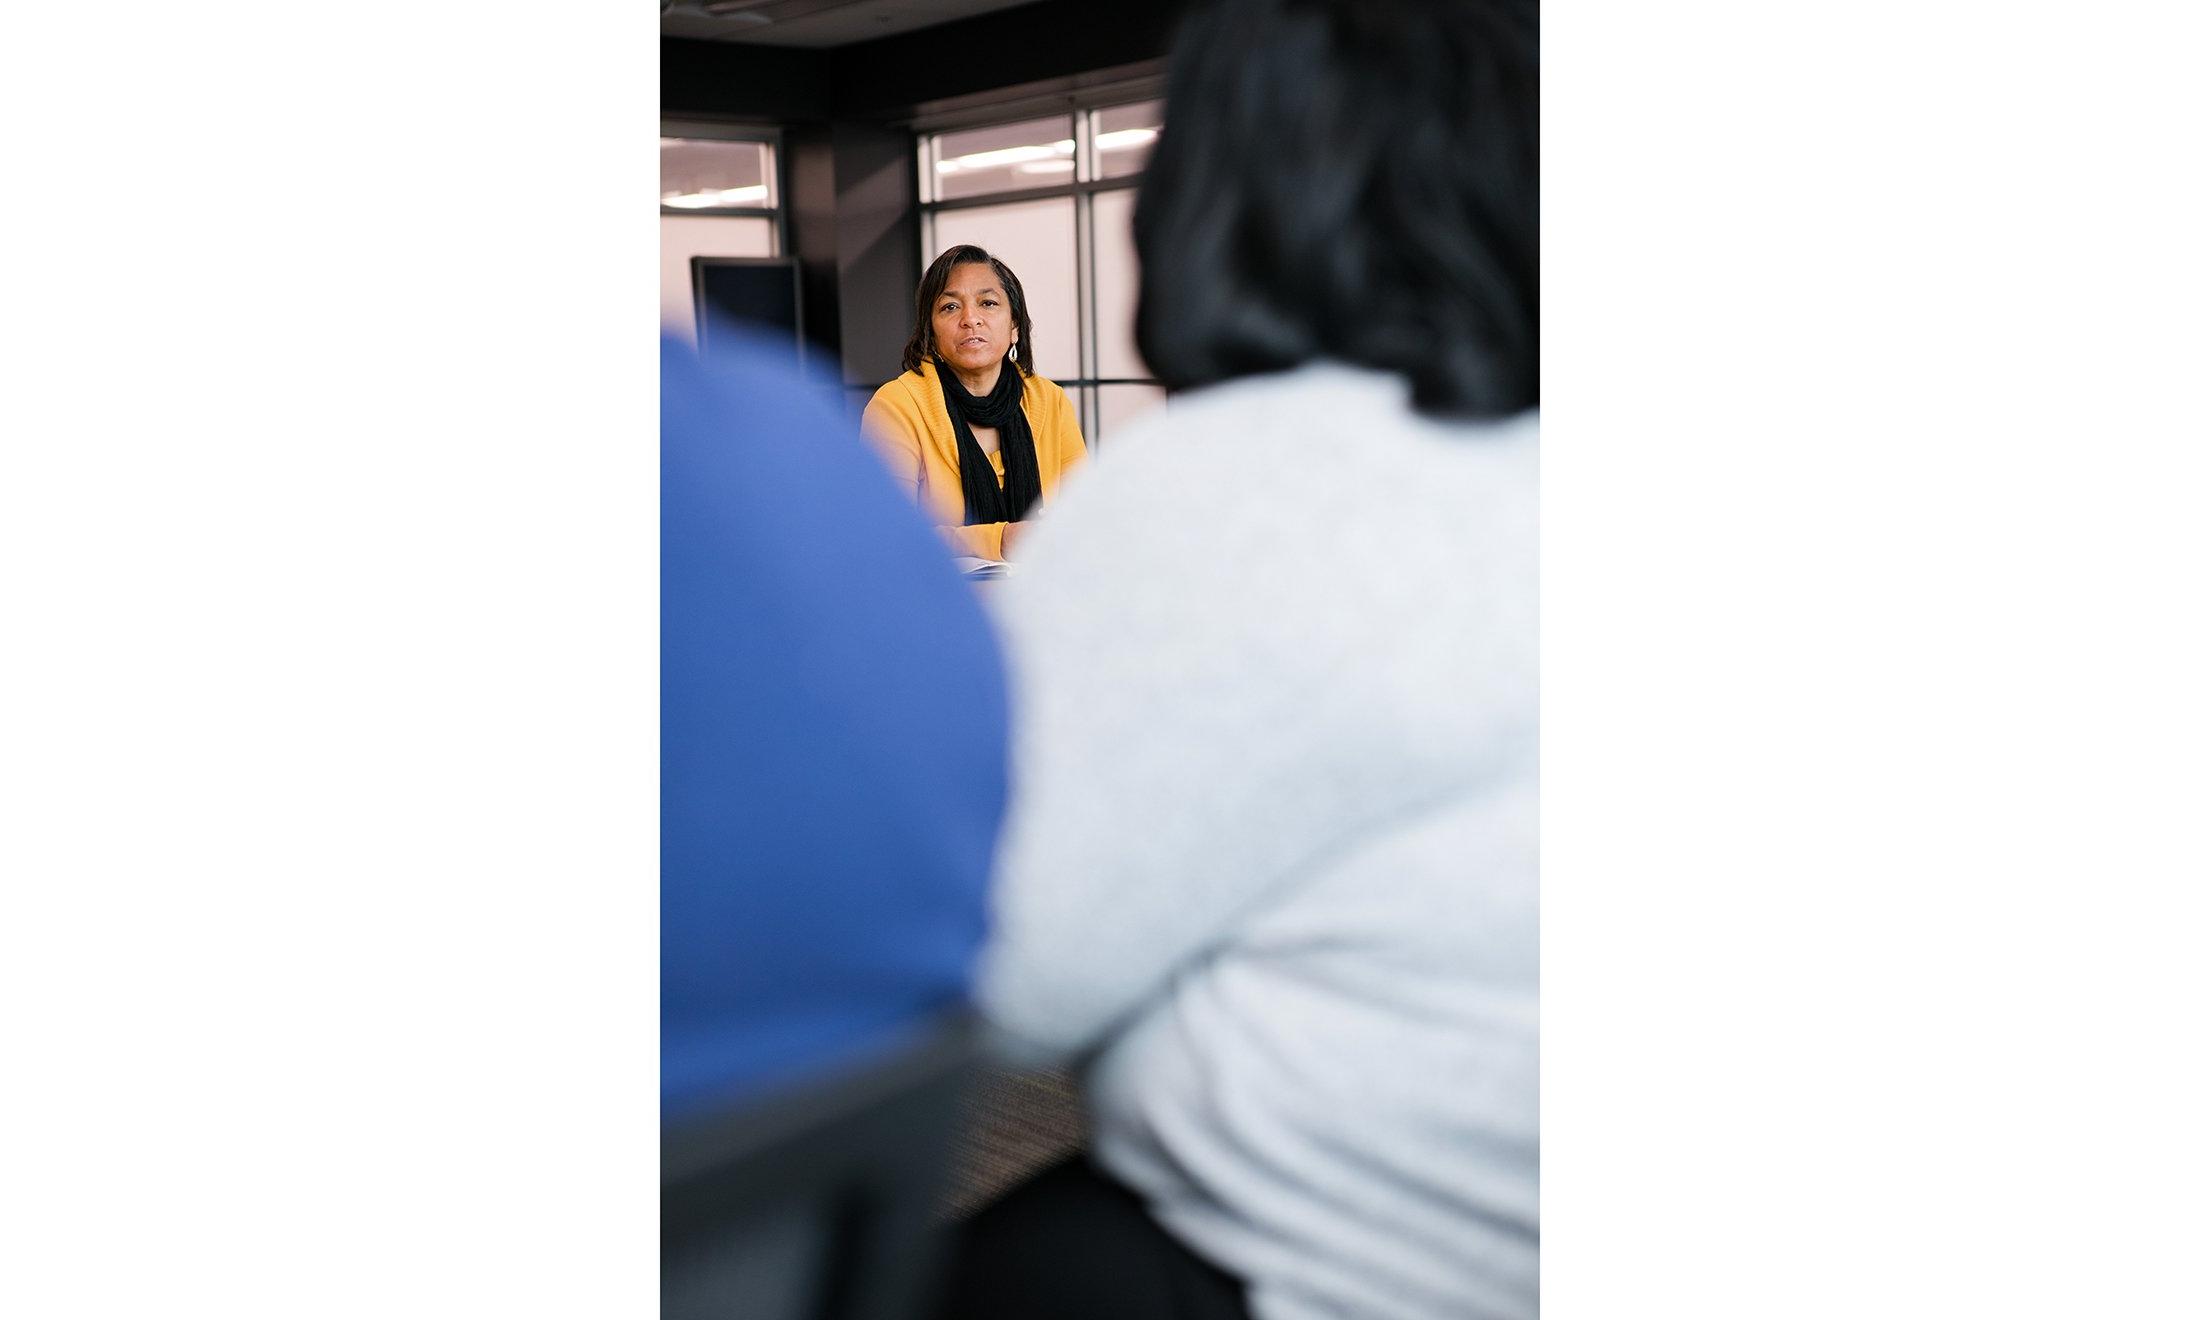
(1000, 520), (1030, 561)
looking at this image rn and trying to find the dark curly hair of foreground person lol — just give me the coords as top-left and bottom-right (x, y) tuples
(1134, 0), (1538, 420)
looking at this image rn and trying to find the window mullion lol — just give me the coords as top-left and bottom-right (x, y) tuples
(1073, 109), (1100, 441)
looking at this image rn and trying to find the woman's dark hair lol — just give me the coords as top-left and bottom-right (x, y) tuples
(901, 245), (1037, 379)
(1134, 0), (1538, 418)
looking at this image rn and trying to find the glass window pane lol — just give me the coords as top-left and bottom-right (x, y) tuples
(930, 197), (1080, 384)
(661, 215), (775, 343)
(930, 115), (1074, 201)
(1094, 100), (1163, 179)
(661, 138), (775, 211)
(1099, 384), (1167, 441)
(1092, 187), (1148, 380)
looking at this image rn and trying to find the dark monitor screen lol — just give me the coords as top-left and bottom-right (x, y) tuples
(693, 257), (803, 363)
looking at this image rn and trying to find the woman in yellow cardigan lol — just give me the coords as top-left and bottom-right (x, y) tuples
(861, 245), (1089, 562)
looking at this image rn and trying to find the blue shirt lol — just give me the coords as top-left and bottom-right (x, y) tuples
(660, 331), (1007, 1117)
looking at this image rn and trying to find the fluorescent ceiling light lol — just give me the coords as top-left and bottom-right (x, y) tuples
(1095, 127), (1158, 151)
(928, 127), (1156, 179)
(662, 185), (770, 208)
(936, 139), (1076, 173)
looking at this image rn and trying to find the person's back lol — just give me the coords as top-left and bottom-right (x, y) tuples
(660, 330), (1008, 1118)
(981, 366), (1537, 1320)
(938, 0), (1540, 1316)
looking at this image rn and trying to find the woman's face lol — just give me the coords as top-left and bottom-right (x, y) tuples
(930, 262), (1017, 378)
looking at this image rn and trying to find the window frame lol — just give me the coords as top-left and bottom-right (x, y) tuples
(660, 120), (788, 257)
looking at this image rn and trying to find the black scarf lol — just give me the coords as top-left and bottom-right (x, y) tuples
(936, 358), (1043, 527)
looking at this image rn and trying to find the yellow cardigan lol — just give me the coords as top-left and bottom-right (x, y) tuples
(860, 361), (1089, 561)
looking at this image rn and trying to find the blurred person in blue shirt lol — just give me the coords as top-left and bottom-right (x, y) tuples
(660, 328), (1007, 1118)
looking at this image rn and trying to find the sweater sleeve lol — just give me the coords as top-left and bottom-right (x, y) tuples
(861, 388), (1010, 562)
(860, 389), (927, 508)
(954, 521), (1008, 562)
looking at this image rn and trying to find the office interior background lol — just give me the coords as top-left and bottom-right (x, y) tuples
(8, 3), (2198, 1315)
(662, 0), (1188, 442)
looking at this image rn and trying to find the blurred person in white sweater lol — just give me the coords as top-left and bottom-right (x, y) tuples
(932, 2), (1541, 1319)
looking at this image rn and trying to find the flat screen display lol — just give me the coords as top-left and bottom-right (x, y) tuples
(693, 258), (803, 363)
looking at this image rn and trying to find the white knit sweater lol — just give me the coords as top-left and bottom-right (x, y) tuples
(979, 363), (1540, 1320)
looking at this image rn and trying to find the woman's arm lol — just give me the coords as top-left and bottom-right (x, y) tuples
(953, 521), (1010, 561)
(861, 389), (1010, 560)
(859, 390), (928, 506)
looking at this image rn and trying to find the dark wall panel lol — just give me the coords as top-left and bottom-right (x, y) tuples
(661, 37), (829, 121)
(830, 123), (920, 388)
(782, 123), (843, 368)
(829, 0), (1188, 118)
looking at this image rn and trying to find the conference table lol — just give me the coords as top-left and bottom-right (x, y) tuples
(957, 560), (1012, 609)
